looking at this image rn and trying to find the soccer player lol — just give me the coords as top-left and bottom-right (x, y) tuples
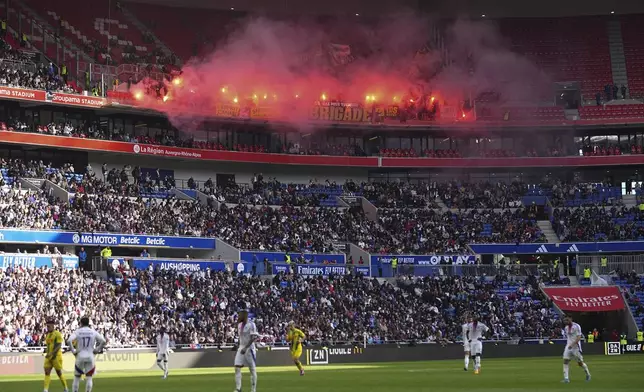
(286, 321), (306, 376)
(234, 308), (258, 392)
(43, 319), (69, 392)
(156, 327), (170, 379)
(67, 317), (106, 392)
(562, 315), (591, 383)
(467, 316), (489, 375)
(462, 316), (472, 371)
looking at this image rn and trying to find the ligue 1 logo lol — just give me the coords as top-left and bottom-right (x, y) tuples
(72, 233), (81, 244)
(606, 342), (621, 356)
(133, 144), (141, 154)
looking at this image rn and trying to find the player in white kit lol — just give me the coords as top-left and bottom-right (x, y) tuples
(66, 317), (106, 392)
(156, 327), (170, 379)
(466, 316), (489, 375)
(561, 316), (591, 383)
(462, 315), (472, 371)
(234, 308), (258, 392)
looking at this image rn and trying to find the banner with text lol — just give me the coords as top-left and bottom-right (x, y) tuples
(370, 254), (476, 266)
(126, 258), (250, 274)
(272, 263), (368, 276)
(241, 251), (345, 265)
(0, 229), (215, 249)
(0, 253), (78, 269)
(469, 241), (644, 254)
(542, 286), (626, 312)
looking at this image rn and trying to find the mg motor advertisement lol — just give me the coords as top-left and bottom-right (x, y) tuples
(541, 286), (626, 311)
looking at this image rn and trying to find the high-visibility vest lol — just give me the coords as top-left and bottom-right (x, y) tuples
(637, 331), (643, 342)
(392, 258), (398, 268)
(601, 257), (608, 267)
(285, 255), (291, 264)
(554, 259), (559, 268)
(620, 335), (627, 345)
(61, 65), (67, 75)
(587, 333), (594, 343)
(583, 268), (591, 279)
(1, 21), (6, 30)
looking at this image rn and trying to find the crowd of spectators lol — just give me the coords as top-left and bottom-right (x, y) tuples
(552, 206), (644, 242)
(373, 207), (545, 254)
(210, 204), (373, 253)
(362, 182), (439, 208)
(203, 177), (340, 207)
(0, 54), (75, 94)
(0, 267), (561, 349)
(544, 181), (621, 207)
(438, 181), (526, 209)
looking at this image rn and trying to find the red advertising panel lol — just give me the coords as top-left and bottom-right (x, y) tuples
(542, 286), (626, 312)
(0, 354), (38, 375)
(0, 131), (378, 167)
(0, 86), (46, 102)
(49, 93), (106, 108)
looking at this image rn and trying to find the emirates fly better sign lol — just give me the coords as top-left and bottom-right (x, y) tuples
(542, 286), (626, 312)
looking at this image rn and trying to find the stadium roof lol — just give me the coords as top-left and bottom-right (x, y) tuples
(126, 0), (644, 18)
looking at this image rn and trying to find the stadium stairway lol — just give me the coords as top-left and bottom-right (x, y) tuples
(612, 276), (644, 330)
(537, 220), (560, 243)
(607, 19), (630, 90)
(623, 194), (638, 208)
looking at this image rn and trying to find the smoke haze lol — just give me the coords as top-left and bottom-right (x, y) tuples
(134, 12), (552, 127)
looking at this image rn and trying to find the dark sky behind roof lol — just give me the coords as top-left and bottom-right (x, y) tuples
(125, 0), (644, 18)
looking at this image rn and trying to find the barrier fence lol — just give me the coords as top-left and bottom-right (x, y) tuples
(577, 255), (644, 275)
(377, 263), (546, 278)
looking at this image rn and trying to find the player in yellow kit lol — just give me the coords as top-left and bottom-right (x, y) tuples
(286, 321), (306, 376)
(43, 319), (69, 392)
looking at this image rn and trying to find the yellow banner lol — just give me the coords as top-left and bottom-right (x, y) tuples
(310, 105), (373, 122)
(215, 104), (240, 118)
(251, 106), (274, 120)
(62, 352), (156, 372)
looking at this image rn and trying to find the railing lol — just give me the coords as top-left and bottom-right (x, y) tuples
(380, 263), (549, 278)
(577, 255), (644, 275)
(0, 58), (38, 74)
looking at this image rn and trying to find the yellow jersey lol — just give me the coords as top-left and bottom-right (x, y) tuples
(287, 328), (306, 352)
(45, 330), (64, 358)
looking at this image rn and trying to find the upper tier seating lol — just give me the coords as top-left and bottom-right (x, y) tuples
(498, 17), (612, 99)
(580, 104), (644, 120)
(621, 15), (644, 99)
(125, 2), (245, 61)
(20, 0), (152, 65)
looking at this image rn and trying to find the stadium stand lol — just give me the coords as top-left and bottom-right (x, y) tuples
(497, 17), (612, 99)
(579, 104), (644, 120)
(125, 3), (244, 61)
(621, 15), (644, 99)
(0, 267), (562, 347)
(552, 206), (644, 242)
(614, 271), (644, 330)
(19, 0), (152, 65)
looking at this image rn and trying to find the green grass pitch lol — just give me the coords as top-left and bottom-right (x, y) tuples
(1, 356), (641, 392)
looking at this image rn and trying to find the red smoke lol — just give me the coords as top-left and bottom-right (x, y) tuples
(132, 13), (551, 127)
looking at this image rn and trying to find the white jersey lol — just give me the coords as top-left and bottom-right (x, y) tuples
(157, 333), (170, 354)
(239, 321), (259, 351)
(462, 323), (470, 349)
(467, 322), (489, 341)
(68, 327), (106, 359)
(564, 322), (583, 351)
